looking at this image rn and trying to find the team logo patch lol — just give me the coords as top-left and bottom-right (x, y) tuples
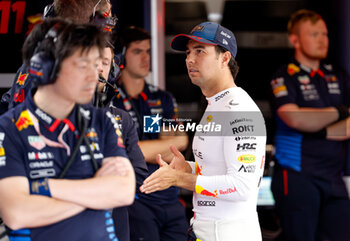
(287, 63), (300, 75)
(271, 77), (288, 98)
(16, 72), (29, 86)
(238, 154), (256, 163)
(86, 131), (98, 138)
(325, 75), (337, 82)
(195, 185), (218, 197)
(28, 136), (46, 150)
(219, 187), (236, 195)
(16, 110), (33, 131)
(191, 25), (204, 33)
(147, 99), (162, 107)
(123, 99), (132, 110)
(0, 147), (5, 156)
(298, 75), (310, 84)
(14, 89), (25, 103)
(143, 114), (161, 133)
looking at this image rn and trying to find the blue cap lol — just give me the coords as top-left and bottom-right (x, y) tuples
(171, 22), (237, 58)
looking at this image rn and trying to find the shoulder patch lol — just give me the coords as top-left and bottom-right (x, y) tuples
(287, 63), (300, 76)
(16, 72), (29, 86)
(323, 64), (333, 71)
(298, 75), (310, 85)
(16, 110), (34, 131)
(271, 77), (288, 98)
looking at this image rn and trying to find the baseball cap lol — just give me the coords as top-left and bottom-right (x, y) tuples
(171, 22), (237, 58)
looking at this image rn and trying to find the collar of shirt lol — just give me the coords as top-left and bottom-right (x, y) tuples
(26, 91), (77, 133)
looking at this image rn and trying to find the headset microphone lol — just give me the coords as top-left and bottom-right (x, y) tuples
(99, 75), (107, 84)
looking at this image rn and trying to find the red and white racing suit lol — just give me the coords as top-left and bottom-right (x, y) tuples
(188, 87), (266, 241)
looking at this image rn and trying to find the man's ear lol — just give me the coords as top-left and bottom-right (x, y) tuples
(289, 34), (299, 49)
(222, 51), (231, 68)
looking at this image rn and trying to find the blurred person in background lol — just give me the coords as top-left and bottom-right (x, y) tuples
(0, 0), (114, 115)
(109, 26), (189, 241)
(270, 9), (350, 241)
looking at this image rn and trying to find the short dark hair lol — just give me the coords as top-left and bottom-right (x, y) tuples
(53, 0), (108, 23)
(215, 45), (239, 79)
(287, 9), (323, 35)
(115, 26), (151, 52)
(23, 18), (106, 78)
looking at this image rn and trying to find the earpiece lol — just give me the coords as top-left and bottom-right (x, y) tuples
(115, 46), (126, 69)
(109, 59), (120, 81)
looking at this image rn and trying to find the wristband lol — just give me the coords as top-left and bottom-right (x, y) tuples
(29, 178), (52, 197)
(335, 105), (349, 121)
(302, 128), (327, 139)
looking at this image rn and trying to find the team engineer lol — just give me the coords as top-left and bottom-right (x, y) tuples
(0, 19), (135, 241)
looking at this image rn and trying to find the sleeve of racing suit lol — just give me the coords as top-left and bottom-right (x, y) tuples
(186, 161), (196, 174)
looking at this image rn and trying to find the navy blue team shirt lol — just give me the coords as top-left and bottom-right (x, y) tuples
(0, 90), (128, 241)
(110, 83), (179, 204)
(271, 59), (349, 179)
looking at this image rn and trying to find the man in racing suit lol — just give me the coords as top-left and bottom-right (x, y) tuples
(140, 22), (266, 241)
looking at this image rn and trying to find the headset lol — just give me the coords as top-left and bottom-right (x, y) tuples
(28, 22), (62, 86)
(114, 46), (126, 70)
(43, 4), (55, 19)
(109, 58), (120, 81)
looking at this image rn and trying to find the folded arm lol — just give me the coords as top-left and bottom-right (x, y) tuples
(49, 156), (136, 210)
(277, 103), (340, 132)
(0, 176), (85, 230)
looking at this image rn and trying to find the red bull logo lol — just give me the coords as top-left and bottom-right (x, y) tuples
(287, 63), (300, 76)
(148, 100), (161, 107)
(195, 185), (218, 198)
(16, 110), (33, 131)
(219, 187), (237, 195)
(86, 131), (98, 138)
(195, 162), (203, 175)
(16, 72), (28, 86)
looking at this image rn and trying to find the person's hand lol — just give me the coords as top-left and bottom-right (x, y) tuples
(169, 144), (187, 172)
(140, 154), (177, 194)
(95, 156), (132, 177)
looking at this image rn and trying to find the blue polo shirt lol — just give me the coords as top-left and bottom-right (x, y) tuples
(0, 91), (128, 241)
(110, 83), (179, 205)
(270, 59), (349, 179)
